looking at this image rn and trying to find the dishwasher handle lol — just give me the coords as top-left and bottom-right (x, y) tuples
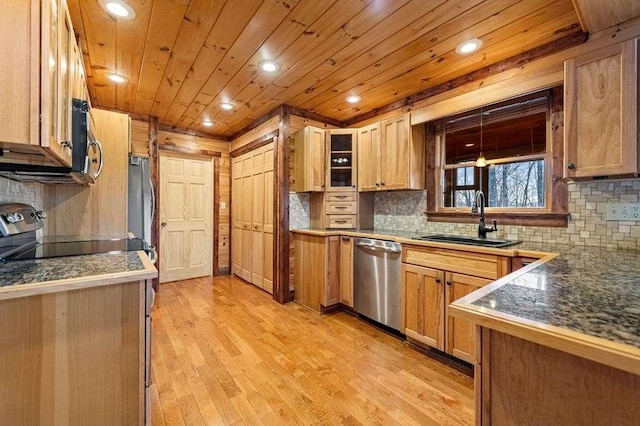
(356, 242), (401, 254)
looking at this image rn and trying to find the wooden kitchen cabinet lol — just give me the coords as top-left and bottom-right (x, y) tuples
(402, 245), (506, 363)
(231, 142), (275, 293)
(292, 233), (340, 312)
(564, 38), (639, 178)
(0, 0), (85, 168)
(292, 126), (326, 192)
(357, 114), (425, 191)
(445, 273), (491, 363)
(357, 123), (381, 191)
(326, 129), (357, 191)
(339, 236), (354, 307)
(402, 263), (445, 350)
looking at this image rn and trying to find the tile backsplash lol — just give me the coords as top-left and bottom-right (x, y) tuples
(290, 192), (311, 229)
(291, 179), (640, 249)
(374, 180), (640, 249)
(0, 177), (44, 210)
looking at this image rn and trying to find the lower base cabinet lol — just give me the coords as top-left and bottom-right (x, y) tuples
(339, 236), (354, 307)
(402, 245), (502, 363)
(292, 233), (341, 312)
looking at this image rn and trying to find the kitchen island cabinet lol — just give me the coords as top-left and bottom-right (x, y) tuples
(450, 245), (640, 425)
(0, 251), (157, 425)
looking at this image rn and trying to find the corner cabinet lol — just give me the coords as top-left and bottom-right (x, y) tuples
(564, 38), (639, 179)
(0, 0), (83, 168)
(357, 114), (425, 192)
(402, 245), (507, 363)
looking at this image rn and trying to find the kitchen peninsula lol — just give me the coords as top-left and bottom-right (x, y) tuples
(0, 250), (157, 425)
(450, 244), (640, 425)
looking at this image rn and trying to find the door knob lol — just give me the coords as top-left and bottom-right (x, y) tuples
(567, 163), (576, 170)
(161, 222), (167, 227)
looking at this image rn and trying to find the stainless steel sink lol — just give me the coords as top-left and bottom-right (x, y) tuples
(412, 234), (521, 248)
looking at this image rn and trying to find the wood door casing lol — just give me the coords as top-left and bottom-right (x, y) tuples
(445, 272), (491, 363)
(159, 151), (213, 283)
(402, 263), (444, 350)
(262, 143), (275, 293)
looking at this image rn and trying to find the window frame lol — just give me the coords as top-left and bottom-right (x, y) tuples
(425, 87), (568, 227)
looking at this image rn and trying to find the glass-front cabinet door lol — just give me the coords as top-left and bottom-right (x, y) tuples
(326, 129), (357, 191)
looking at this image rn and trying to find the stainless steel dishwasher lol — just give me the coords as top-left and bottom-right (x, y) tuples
(353, 238), (402, 331)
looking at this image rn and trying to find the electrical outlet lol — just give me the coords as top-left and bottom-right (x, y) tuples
(220, 202), (227, 210)
(605, 203), (640, 220)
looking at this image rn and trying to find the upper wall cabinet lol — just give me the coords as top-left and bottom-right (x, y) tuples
(564, 38), (638, 179)
(357, 114), (426, 192)
(292, 126), (326, 192)
(0, 0), (82, 168)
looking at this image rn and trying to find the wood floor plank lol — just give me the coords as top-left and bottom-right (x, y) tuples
(151, 276), (474, 425)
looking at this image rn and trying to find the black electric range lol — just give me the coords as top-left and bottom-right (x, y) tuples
(0, 203), (154, 262)
(2, 238), (148, 261)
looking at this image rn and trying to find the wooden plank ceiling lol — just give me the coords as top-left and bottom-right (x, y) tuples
(68, 0), (594, 137)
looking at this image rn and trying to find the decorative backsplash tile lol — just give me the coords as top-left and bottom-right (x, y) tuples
(0, 177), (44, 238)
(0, 177), (44, 210)
(289, 192), (310, 229)
(373, 180), (640, 249)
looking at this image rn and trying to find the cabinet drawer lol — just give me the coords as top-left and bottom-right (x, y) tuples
(327, 202), (356, 214)
(403, 245), (500, 279)
(326, 192), (356, 202)
(326, 215), (356, 229)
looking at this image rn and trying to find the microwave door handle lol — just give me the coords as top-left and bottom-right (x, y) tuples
(92, 137), (104, 178)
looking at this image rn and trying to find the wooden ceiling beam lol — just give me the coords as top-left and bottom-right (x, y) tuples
(343, 31), (587, 127)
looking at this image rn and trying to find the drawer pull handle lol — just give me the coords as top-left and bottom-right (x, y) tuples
(336, 196), (348, 199)
(335, 206), (347, 210)
(335, 220), (347, 224)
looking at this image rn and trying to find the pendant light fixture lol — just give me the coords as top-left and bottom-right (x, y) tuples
(476, 107), (487, 168)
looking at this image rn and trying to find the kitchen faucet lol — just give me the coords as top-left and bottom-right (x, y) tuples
(472, 190), (497, 239)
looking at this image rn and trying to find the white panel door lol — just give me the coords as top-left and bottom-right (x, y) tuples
(159, 152), (213, 283)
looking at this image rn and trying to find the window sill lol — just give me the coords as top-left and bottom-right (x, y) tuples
(425, 211), (569, 227)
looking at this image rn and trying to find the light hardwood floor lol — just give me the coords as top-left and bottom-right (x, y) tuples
(150, 275), (474, 425)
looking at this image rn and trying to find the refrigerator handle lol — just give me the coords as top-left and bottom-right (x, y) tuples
(150, 173), (156, 226)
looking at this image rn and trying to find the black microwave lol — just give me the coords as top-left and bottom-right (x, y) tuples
(0, 99), (104, 184)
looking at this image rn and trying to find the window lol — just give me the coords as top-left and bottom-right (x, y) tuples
(425, 87), (569, 227)
(437, 93), (550, 211)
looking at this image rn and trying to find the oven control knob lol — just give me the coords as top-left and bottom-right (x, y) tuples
(6, 213), (25, 224)
(35, 210), (47, 220)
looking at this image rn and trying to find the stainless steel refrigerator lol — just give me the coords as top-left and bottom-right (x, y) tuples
(128, 155), (154, 244)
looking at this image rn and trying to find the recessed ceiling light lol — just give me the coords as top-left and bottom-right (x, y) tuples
(99, 0), (136, 19)
(258, 60), (280, 73)
(456, 38), (483, 55)
(203, 119), (213, 127)
(219, 102), (234, 111)
(465, 143), (475, 147)
(345, 95), (361, 104)
(107, 72), (128, 83)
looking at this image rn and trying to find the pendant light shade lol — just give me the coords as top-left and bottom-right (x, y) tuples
(476, 107), (487, 167)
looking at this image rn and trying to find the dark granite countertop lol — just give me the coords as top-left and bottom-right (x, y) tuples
(0, 251), (150, 288)
(471, 246), (640, 349)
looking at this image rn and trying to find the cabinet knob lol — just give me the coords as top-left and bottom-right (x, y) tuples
(161, 222), (167, 227)
(375, 183), (380, 187)
(446, 281), (452, 286)
(567, 163), (576, 170)
(381, 182), (385, 186)
(435, 277), (441, 284)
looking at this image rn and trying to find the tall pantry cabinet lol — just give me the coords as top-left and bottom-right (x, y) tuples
(232, 142), (275, 294)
